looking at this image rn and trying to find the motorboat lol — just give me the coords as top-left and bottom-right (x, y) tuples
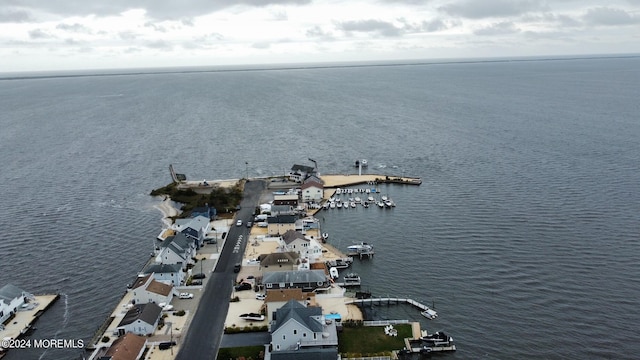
(421, 308), (438, 319)
(329, 267), (339, 279)
(322, 232), (329, 241)
(347, 242), (373, 253)
(239, 313), (265, 321)
(421, 331), (453, 347)
(350, 202), (356, 208)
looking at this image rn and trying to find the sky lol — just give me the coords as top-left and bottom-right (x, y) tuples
(1, 0), (639, 72)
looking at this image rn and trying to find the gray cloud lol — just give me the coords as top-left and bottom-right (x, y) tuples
(144, 22), (167, 32)
(306, 25), (334, 40)
(56, 23), (92, 33)
(252, 42), (271, 49)
(0, 8), (33, 23)
(119, 31), (138, 40)
(28, 29), (54, 39)
(440, 0), (546, 19)
(474, 21), (520, 36)
(146, 39), (172, 49)
(5, 0), (312, 20)
(582, 7), (639, 26)
(338, 19), (403, 37)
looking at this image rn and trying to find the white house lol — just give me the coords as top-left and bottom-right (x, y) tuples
(174, 215), (211, 248)
(0, 284), (31, 324)
(130, 274), (174, 305)
(279, 230), (323, 261)
(269, 300), (338, 353)
(300, 176), (324, 203)
(141, 263), (185, 286)
(155, 233), (196, 269)
(115, 303), (162, 337)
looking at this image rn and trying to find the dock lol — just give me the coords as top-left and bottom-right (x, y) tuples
(345, 297), (436, 315)
(0, 293), (59, 354)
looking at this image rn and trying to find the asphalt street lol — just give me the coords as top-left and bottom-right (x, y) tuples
(175, 180), (266, 360)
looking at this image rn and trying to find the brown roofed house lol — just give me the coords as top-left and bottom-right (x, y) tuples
(103, 333), (147, 360)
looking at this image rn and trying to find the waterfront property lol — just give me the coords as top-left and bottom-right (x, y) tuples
(115, 303), (162, 337)
(173, 215), (211, 248)
(267, 214), (298, 235)
(102, 333), (147, 360)
(141, 263), (185, 286)
(129, 274), (174, 306)
(0, 284), (31, 325)
(262, 270), (330, 293)
(279, 230), (323, 261)
(266, 300), (338, 359)
(155, 232), (197, 270)
(301, 175), (324, 203)
(264, 288), (317, 323)
(259, 252), (301, 272)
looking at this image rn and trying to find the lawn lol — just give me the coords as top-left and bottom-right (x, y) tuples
(338, 324), (411, 356)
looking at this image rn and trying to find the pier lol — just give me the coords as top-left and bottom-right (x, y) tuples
(345, 297), (435, 314)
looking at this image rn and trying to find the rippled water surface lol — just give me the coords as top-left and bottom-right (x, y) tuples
(1, 56), (639, 359)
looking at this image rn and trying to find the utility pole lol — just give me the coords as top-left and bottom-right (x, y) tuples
(245, 161), (248, 180)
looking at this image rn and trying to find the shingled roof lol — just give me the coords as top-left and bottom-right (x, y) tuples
(118, 303), (162, 327)
(273, 299), (323, 333)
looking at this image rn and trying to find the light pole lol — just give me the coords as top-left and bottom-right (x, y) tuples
(245, 161), (248, 180)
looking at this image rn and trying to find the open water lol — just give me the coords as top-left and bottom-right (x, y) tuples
(1, 55), (639, 359)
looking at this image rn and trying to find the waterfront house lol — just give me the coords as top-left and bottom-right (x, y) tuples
(280, 230), (323, 261)
(174, 215), (211, 248)
(264, 288), (316, 323)
(130, 274), (174, 305)
(301, 176), (324, 203)
(262, 270), (330, 292)
(155, 233), (196, 269)
(115, 303), (162, 337)
(288, 164), (316, 183)
(270, 205), (297, 216)
(259, 252), (300, 272)
(102, 333), (147, 360)
(0, 284), (31, 324)
(267, 300), (338, 358)
(141, 263), (185, 286)
(190, 205), (216, 220)
(267, 215), (298, 235)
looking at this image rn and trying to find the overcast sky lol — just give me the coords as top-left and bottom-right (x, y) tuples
(1, 0), (639, 72)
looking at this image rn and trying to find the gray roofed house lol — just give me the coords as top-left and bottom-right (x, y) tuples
(268, 300), (338, 355)
(142, 263), (185, 286)
(115, 303), (162, 337)
(281, 230), (306, 245)
(156, 232), (196, 269)
(269, 348), (338, 360)
(262, 270), (329, 292)
(267, 214), (298, 236)
(0, 284), (31, 324)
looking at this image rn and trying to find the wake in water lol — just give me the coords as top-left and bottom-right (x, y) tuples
(38, 293), (70, 360)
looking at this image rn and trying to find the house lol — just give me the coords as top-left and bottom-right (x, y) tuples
(259, 252), (300, 272)
(280, 230), (323, 261)
(301, 176), (324, 203)
(0, 284), (31, 324)
(270, 205), (297, 216)
(115, 303), (162, 337)
(155, 233), (196, 269)
(268, 300), (338, 357)
(262, 270), (330, 292)
(130, 274), (174, 305)
(102, 333), (147, 360)
(267, 215), (298, 235)
(191, 205), (216, 220)
(264, 288), (316, 323)
(288, 164), (316, 183)
(174, 215), (211, 248)
(273, 195), (299, 207)
(141, 263), (185, 286)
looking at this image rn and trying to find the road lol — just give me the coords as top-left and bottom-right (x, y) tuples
(175, 180), (266, 360)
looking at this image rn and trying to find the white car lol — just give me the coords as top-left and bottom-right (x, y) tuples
(159, 303), (174, 311)
(255, 293), (266, 300)
(179, 292), (194, 299)
(236, 219), (243, 226)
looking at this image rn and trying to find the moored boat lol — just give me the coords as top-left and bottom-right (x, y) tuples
(239, 313), (265, 321)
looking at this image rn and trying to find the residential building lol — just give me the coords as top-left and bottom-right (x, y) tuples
(259, 252), (300, 272)
(301, 176), (324, 203)
(280, 230), (323, 261)
(155, 233), (196, 269)
(141, 263), (185, 286)
(0, 284), (31, 324)
(266, 300), (338, 360)
(130, 274), (174, 305)
(273, 195), (299, 207)
(115, 303), (162, 337)
(102, 333), (147, 360)
(264, 288), (316, 323)
(262, 270), (330, 292)
(288, 164), (316, 183)
(267, 215), (298, 235)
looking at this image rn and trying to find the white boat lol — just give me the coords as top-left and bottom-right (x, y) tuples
(239, 313), (265, 321)
(377, 201), (384, 208)
(421, 308), (438, 319)
(329, 267), (339, 279)
(347, 242), (373, 253)
(354, 197), (361, 203)
(330, 202), (336, 209)
(336, 202), (342, 208)
(361, 159), (368, 167)
(350, 202), (356, 208)
(381, 195), (388, 201)
(322, 232), (329, 240)
(367, 196), (374, 202)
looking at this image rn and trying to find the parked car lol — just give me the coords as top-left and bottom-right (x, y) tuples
(235, 283), (252, 291)
(192, 273), (206, 279)
(191, 279), (203, 286)
(233, 262), (242, 273)
(236, 219), (243, 227)
(179, 292), (194, 299)
(159, 341), (177, 350)
(255, 293), (266, 300)
(246, 221), (252, 228)
(159, 303), (174, 311)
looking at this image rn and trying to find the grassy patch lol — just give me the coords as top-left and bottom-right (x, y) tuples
(217, 345), (264, 360)
(338, 324), (411, 356)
